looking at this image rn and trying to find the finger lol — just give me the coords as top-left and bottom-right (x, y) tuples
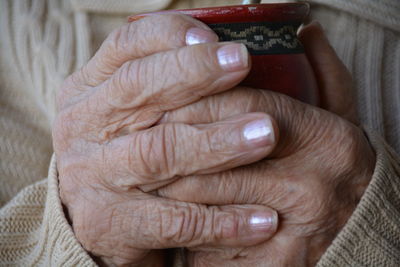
(157, 167), (261, 206)
(298, 21), (358, 124)
(87, 197), (278, 254)
(157, 163), (291, 209)
(97, 42), (249, 114)
(72, 42), (251, 132)
(140, 200), (278, 248)
(79, 14), (217, 87)
(160, 87), (264, 125)
(158, 22), (358, 126)
(71, 191), (277, 266)
(58, 14), (218, 110)
(103, 113), (277, 188)
(158, 88), (304, 157)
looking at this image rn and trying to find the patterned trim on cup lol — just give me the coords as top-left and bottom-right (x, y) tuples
(209, 21), (304, 55)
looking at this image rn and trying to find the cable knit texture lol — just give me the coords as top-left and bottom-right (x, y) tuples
(0, 156), (95, 266)
(0, 0), (399, 266)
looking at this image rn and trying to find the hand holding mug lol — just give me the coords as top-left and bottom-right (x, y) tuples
(158, 22), (375, 266)
(53, 14), (280, 266)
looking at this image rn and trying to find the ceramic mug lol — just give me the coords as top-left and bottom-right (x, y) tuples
(129, 2), (319, 105)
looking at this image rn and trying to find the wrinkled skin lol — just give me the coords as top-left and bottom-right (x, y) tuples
(158, 22), (376, 266)
(54, 11), (375, 266)
(53, 14), (280, 266)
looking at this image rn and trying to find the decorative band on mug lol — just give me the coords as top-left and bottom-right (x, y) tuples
(209, 21), (304, 55)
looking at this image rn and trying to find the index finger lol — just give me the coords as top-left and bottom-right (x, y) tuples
(80, 14), (218, 87)
(59, 14), (218, 110)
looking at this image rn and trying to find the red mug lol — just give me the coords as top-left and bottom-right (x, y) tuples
(129, 3), (319, 105)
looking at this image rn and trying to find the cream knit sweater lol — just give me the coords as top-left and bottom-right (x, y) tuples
(0, 0), (399, 266)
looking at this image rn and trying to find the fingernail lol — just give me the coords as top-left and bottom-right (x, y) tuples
(249, 210), (278, 233)
(186, 27), (218, 46)
(243, 117), (275, 145)
(217, 43), (249, 72)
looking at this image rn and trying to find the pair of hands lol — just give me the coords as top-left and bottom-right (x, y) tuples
(53, 14), (375, 266)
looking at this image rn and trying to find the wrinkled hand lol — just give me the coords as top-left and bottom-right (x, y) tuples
(158, 22), (376, 266)
(53, 14), (280, 266)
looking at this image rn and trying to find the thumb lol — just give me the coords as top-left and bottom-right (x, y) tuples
(299, 21), (358, 124)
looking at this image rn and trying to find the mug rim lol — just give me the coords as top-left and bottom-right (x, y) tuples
(128, 2), (310, 24)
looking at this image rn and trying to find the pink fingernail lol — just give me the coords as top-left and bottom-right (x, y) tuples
(249, 211), (277, 233)
(243, 118), (275, 146)
(217, 43), (249, 72)
(186, 27), (218, 46)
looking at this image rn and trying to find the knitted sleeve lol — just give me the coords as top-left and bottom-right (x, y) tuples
(0, 155), (96, 266)
(317, 130), (400, 266)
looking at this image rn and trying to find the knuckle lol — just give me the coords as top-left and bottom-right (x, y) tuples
(96, 23), (140, 76)
(232, 88), (265, 112)
(104, 23), (136, 57)
(191, 45), (217, 80)
(259, 89), (295, 115)
(156, 53), (190, 95)
(128, 134), (153, 180)
(107, 58), (159, 108)
(132, 125), (177, 180)
(168, 46), (215, 97)
(154, 204), (239, 246)
(201, 129), (215, 154)
(221, 171), (251, 202)
(108, 60), (141, 106)
(213, 208), (240, 240)
(156, 203), (207, 245)
(111, 62), (140, 105)
(204, 44), (220, 69)
(164, 49), (193, 86)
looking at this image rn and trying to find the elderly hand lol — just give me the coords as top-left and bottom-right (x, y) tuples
(158, 22), (376, 266)
(53, 14), (280, 266)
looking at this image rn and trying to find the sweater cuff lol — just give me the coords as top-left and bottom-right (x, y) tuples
(0, 155), (96, 266)
(45, 154), (97, 265)
(317, 130), (400, 266)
